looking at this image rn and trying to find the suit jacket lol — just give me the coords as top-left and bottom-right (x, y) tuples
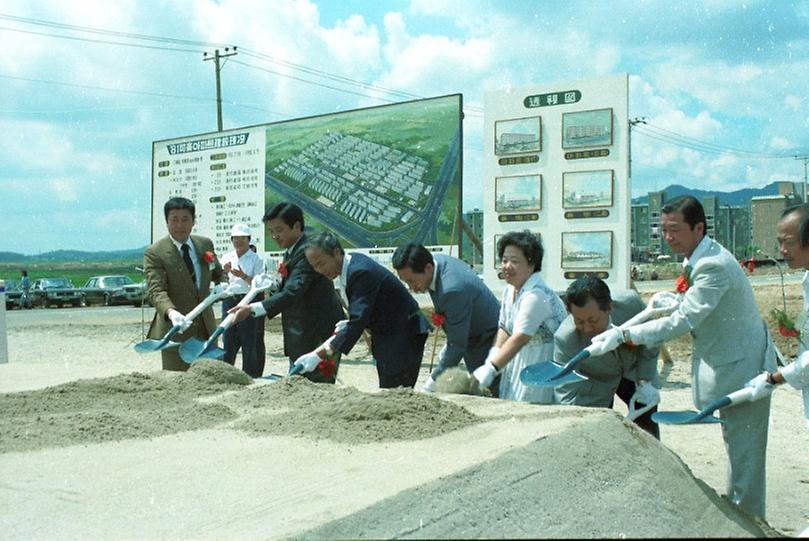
(260, 233), (344, 360)
(330, 253), (430, 375)
(430, 254), (499, 374)
(144, 234), (224, 340)
(553, 290), (659, 407)
(631, 237), (777, 406)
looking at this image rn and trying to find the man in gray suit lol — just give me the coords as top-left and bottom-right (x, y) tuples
(592, 195), (777, 518)
(554, 276), (660, 439)
(392, 242), (500, 394)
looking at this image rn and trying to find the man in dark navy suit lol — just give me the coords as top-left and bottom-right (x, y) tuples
(294, 232), (430, 388)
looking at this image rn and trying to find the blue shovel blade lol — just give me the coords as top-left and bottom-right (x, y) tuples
(179, 337), (207, 363)
(134, 339), (180, 353)
(196, 346), (225, 361)
(651, 411), (725, 425)
(134, 325), (182, 353)
(520, 361), (587, 387)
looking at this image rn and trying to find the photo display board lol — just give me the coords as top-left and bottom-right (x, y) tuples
(483, 75), (629, 294)
(151, 94), (463, 267)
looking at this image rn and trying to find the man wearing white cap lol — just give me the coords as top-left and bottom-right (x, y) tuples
(220, 223), (266, 377)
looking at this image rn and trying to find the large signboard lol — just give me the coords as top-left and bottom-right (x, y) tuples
(484, 75), (630, 294)
(152, 94), (463, 265)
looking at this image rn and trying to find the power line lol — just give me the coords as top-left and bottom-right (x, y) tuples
(0, 25), (204, 53)
(0, 12), (484, 117)
(635, 123), (806, 159)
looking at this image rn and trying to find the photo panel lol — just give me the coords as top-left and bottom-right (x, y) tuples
(561, 231), (613, 269)
(495, 174), (542, 212)
(495, 116), (541, 156)
(562, 170), (613, 209)
(562, 108), (613, 149)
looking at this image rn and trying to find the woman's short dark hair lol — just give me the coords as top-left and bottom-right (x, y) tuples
(305, 231), (344, 256)
(391, 242), (433, 273)
(497, 230), (543, 272)
(163, 197), (195, 221)
(564, 275), (612, 312)
(264, 202), (305, 230)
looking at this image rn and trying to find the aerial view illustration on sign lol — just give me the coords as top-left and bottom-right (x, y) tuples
(263, 94), (462, 250)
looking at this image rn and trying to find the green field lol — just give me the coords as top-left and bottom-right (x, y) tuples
(0, 260), (144, 288)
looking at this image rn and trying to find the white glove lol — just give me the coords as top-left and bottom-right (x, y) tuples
(420, 375), (437, 393)
(472, 360), (499, 388)
(322, 319), (349, 350)
(292, 351), (322, 374)
(631, 381), (661, 407)
(168, 310), (192, 332)
(744, 372), (774, 401)
(589, 326), (624, 356)
(648, 291), (680, 316)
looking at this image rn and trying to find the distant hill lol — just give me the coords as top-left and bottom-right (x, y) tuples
(0, 247), (147, 264)
(632, 181), (795, 207)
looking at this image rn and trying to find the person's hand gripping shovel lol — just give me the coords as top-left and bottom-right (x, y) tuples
(288, 319), (349, 377)
(134, 283), (236, 353)
(520, 291), (681, 387)
(179, 273), (280, 363)
(652, 371), (775, 425)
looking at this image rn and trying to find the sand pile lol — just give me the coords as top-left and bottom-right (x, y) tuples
(299, 413), (779, 539)
(227, 376), (483, 443)
(0, 361), (250, 453)
(0, 362), (482, 453)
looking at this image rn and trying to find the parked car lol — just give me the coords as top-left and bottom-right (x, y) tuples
(81, 275), (146, 307)
(3, 279), (22, 309)
(30, 277), (83, 308)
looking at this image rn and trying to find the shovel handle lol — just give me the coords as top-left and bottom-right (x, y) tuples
(552, 349), (590, 380)
(695, 396), (732, 421)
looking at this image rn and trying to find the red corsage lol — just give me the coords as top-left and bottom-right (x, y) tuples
(317, 357), (336, 378)
(204, 251), (215, 263)
(431, 312), (446, 328)
(278, 262), (289, 278)
(675, 273), (690, 294)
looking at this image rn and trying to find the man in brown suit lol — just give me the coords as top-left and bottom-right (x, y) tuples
(144, 197), (224, 371)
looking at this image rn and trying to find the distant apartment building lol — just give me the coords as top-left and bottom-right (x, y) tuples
(630, 204), (650, 261)
(715, 205), (751, 259)
(751, 193), (801, 258)
(647, 191), (670, 260)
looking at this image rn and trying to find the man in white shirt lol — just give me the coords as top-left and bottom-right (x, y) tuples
(220, 223), (266, 377)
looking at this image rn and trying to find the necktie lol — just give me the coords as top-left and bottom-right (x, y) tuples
(182, 243), (196, 286)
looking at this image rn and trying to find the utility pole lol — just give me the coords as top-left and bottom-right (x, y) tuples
(628, 117), (647, 181)
(203, 47), (238, 132)
(797, 155), (809, 203)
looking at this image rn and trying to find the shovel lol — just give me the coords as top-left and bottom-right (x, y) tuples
(521, 291), (681, 387)
(134, 283), (237, 353)
(651, 386), (761, 425)
(179, 273), (280, 363)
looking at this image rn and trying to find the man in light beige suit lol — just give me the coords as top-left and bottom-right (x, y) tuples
(592, 195), (776, 518)
(144, 197), (224, 371)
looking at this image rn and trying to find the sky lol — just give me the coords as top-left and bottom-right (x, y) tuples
(1, 0), (807, 255)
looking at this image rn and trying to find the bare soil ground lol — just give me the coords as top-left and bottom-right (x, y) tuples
(0, 281), (807, 537)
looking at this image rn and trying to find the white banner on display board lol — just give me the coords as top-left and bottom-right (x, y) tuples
(483, 74), (630, 295)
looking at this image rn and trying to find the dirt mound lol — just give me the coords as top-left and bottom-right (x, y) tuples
(434, 366), (491, 396)
(299, 413), (780, 539)
(228, 376), (483, 443)
(0, 365), (252, 454)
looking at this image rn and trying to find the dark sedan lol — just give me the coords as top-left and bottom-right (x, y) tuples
(81, 275), (146, 307)
(30, 278), (83, 308)
(3, 279), (22, 309)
